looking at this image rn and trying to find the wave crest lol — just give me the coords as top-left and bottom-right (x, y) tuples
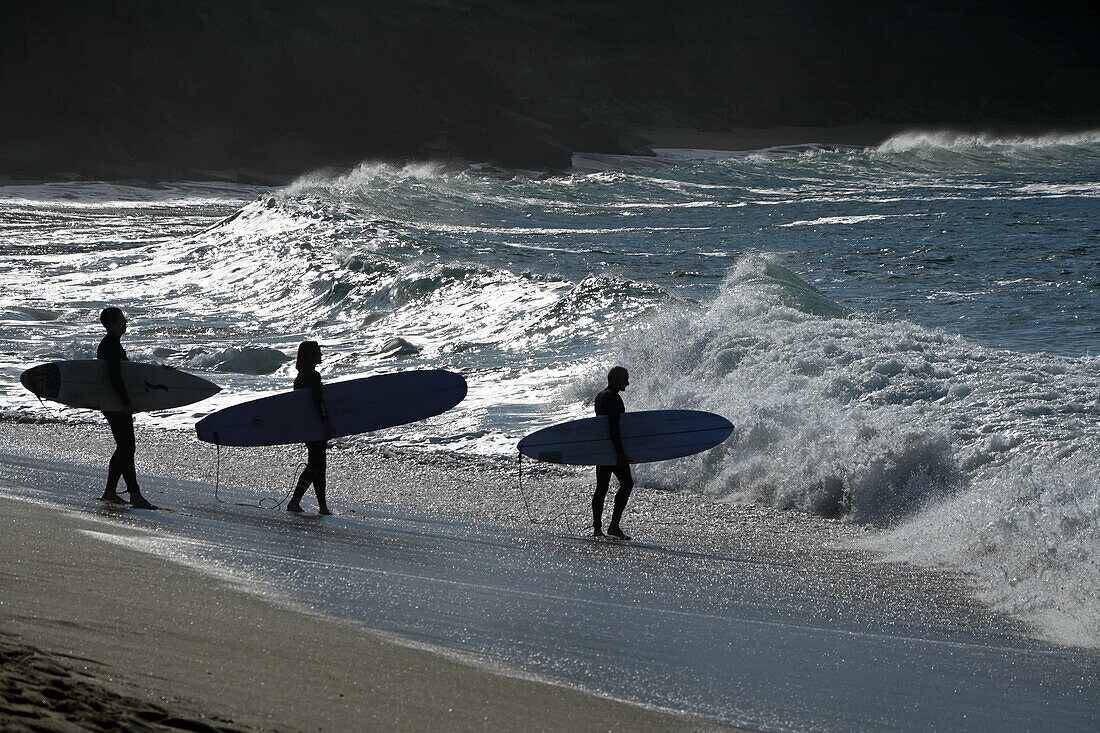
(612, 255), (959, 522)
(607, 254), (1100, 646)
(876, 129), (1100, 153)
(286, 161), (456, 196)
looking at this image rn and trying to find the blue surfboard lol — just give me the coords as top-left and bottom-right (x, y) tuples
(196, 369), (466, 446)
(518, 409), (734, 466)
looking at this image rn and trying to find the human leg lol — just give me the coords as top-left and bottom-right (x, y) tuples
(607, 465), (634, 539)
(308, 441), (330, 514)
(287, 451), (312, 512)
(289, 442), (328, 513)
(103, 412), (124, 497)
(103, 412), (139, 501)
(592, 466), (613, 535)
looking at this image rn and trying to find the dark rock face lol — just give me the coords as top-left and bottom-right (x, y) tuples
(2, 1), (1098, 181)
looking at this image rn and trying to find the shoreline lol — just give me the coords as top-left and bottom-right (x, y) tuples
(0, 494), (733, 732)
(0, 420), (1096, 731)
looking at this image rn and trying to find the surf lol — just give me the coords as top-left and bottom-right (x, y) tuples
(610, 253), (1100, 647)
(1, 143), (1098, 647)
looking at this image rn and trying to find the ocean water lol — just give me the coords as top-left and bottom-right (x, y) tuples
(1, 130), (1098, 652)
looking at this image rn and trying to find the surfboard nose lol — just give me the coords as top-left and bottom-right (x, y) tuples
(20, 363), (61, 400)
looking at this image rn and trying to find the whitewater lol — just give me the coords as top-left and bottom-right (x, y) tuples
(1, 131), (1098, 728)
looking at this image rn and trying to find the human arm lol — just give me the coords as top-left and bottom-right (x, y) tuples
(607, 395), (629, 466)
(100, 338), (132, 410)
(608, 411), (626, 454)
(310, 373), (333, 439)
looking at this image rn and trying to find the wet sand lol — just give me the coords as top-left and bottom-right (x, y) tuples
(0, 495), (730, 732)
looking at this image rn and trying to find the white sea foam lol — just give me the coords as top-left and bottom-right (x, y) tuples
(876, 129), (1100, 153)
(604, 254), (1100, 646)
(181, 345), (292, 375)
(780, 214), (889, 227)
(867, 455), (1100, 648)
(611, 256), (958, 520)
(286, 160), (455, 194)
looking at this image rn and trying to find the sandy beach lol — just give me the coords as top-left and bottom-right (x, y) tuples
(0, 493), (729, 732)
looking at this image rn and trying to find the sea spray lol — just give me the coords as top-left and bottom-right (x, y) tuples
(867, 455), (1100, 648)
(606, 253), (1100, 646)
(611, 254), (960, 522)
(875, 128), (1100, 153)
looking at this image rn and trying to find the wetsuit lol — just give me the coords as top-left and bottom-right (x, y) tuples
(97, 333), (139, 494)
(593, 387), (634, 531)
(290, 369), (329, 508)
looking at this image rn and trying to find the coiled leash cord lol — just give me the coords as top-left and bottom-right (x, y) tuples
(212, 442), (305, 509)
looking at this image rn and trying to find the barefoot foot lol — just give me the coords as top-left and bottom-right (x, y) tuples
(606, 525), (631, 541)
(128, 494), (158, 510)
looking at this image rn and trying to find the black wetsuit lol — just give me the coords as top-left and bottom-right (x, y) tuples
(291, 369), (329, 507)
(97, 333), (138, 493)
(593, 387), (634, 530)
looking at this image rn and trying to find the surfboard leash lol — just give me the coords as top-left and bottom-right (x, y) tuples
(211, 441), (302, 509)
(259, 462), (306, 510)
(517, 452), (536, 522)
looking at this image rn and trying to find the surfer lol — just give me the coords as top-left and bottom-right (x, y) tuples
(286, 341), (333, 515)
(592, 366), (634, 540)
(97, 307), (156, 509)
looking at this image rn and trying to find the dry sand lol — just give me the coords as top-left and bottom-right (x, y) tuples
(0, 496), (733, 733)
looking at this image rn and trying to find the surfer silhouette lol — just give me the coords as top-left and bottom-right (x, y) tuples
(592, 366), (634, 540)
(97, 307), (156, 509)
(287, 341), (333, 515)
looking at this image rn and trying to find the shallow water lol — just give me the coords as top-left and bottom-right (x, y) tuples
(1, 131), (1098, 655)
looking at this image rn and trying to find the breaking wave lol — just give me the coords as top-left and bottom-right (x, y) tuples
(608, 254), (1100, 647)
(3, 144), (1098, 648)
(876, 129), (1100, 153)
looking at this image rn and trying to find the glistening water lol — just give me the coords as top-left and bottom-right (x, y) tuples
(1, 130), (1098, 661)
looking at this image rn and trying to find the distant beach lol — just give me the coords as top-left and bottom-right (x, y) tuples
(637, 122), (1100, 152)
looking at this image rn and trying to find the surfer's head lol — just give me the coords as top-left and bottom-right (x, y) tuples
(99, 307), (127, 335)
(296, 340), (322, 371)
(607, 365), (629, 391)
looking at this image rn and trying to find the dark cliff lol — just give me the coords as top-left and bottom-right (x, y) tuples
(2, 1), (1098, 181)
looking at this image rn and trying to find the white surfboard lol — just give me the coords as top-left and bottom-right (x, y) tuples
(195, 369), (467, 446)
(20, 360), (221, 412)
(518, 409), (734, 465)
